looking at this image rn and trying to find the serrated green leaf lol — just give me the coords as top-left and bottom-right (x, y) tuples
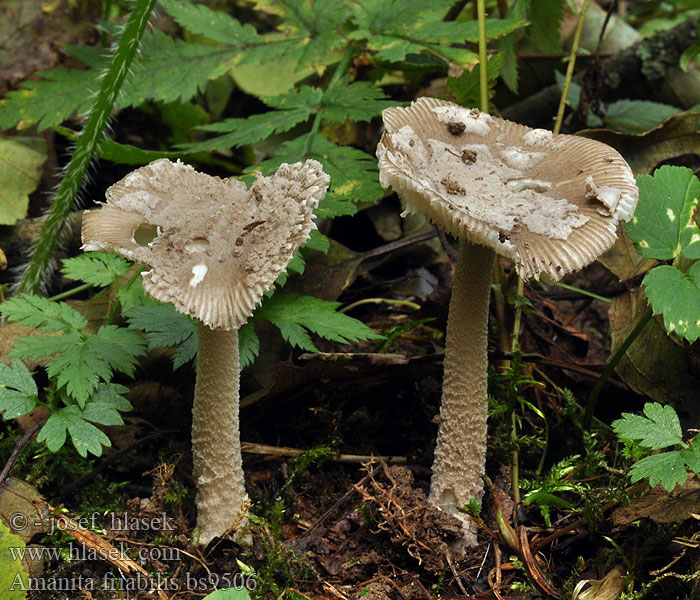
(46, 345), (111, 408)
(603, 100), (681, 134)
(119, 30), (231, 108)
(643, 262), (700, 342)
(628, 451), (688, 492)
(37, 405), (112, 457)
(0, 360), (37, 419)
(305, 229), (329, 254)
(238, 322), (260, 369)
(1, 295), (87, 332)
(256, 134), (382, 213)
(126, 303), (198, 369)
(61, 252), (132, 287)
(349, 0), (524, 63)
(159, 0), (263, 46)
(498, 0), (530, 93)
(180, 108), (312, 153)
(9, 331), (83, 360)
(0, 69), (98, 131)
(683, 438), (700, 473)
(126, 303), (196, 350)
(321, 79), (394, 123)
(626, 166), (700, 260)
(88, 326), (147, 377)
(613, 402), (684, 449)
(0, 136), (47, 225)
(249, 0), (348, 70)
(447, 54), (505, 108)
(255, 293), (382, 352)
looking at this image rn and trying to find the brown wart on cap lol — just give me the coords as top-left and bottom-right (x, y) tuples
(376, 97), (638, 547)
(82, 158), (330, 545)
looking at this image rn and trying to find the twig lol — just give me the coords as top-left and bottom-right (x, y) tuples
(0, 420), (45, 484)
(241, 442), (406, 465)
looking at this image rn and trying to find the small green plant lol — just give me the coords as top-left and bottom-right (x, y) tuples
(613, 402), (700, 492)
(625, 165), (700, 342)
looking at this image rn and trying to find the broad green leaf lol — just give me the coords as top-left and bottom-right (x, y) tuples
(255, 293), (382, 352)
(0, 519), (29, 599)
(613, 402), (684, 449)
(61, 252), (132, 287)
(37, 405), (112, 457)
(1, 295), (87, 332)
(0, 360), (37, 419)
(626, 166), (700, 260)
(0, 137), (47, 224)
(529, 0), (563, 55)
(604, 100), (681, 134)
(0, 69), (98, 131)
(643, 262), (700, 342)
(628, 451), (688, 492)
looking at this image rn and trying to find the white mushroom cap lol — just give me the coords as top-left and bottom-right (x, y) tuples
(377, 97), (639, 281)
(82, 159), (329, 330)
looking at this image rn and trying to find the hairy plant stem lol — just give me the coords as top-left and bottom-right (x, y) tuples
(17, 0), (157, 294)
(554, 0), (590, 135)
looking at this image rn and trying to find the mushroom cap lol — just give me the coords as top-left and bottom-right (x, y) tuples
(377, 97), (639, 281)
(82, 159), (329, 330)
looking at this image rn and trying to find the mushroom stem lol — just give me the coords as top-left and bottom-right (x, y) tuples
(192, 321), (247, 545)
(429, 241), (495, 547)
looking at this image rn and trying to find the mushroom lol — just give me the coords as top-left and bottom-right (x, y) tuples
(376, 97), (638, 546)
(81, 158), (330, 544)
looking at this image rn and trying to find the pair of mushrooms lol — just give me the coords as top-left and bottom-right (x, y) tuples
(81, 97), (637, 548)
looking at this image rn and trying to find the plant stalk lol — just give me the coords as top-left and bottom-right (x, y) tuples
(17, 0), (157, 294)
(554, 0), (590, 134)
(477, 0), (489, 113)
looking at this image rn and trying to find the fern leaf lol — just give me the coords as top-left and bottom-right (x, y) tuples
(61, 252), (132, 287)
(321, 79), (395, 123)
(120, 30), (231, 107)
(0, 69), (98, 132)
(1, 295), (87, 332)
(255, 293), (382, 352)
(181, 108), (312, 153)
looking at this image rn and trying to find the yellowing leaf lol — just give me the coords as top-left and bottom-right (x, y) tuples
(0, 136), (46, 225)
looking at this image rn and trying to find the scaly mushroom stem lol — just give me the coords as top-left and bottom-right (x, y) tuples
(192, 321), (247, 545)
(429, 241), (495, 547)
